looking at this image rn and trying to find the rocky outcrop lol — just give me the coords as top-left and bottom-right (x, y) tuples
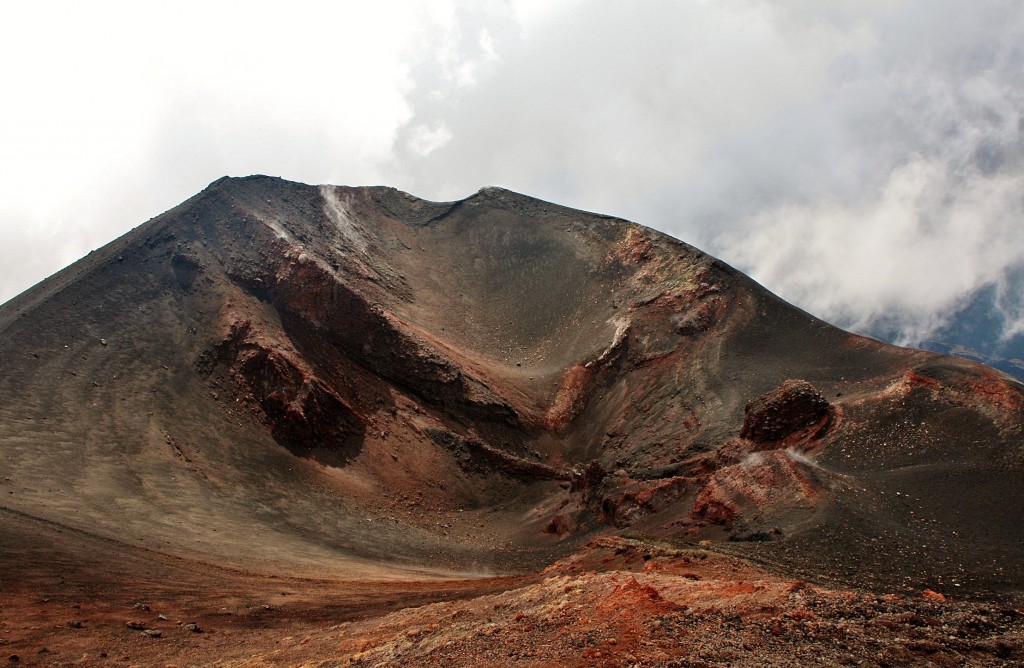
(566, 381), (837, 532)
(690, 450), (823, 531)
(253, 247), (522, 431)
(741, 380), (833, 445)
(204, 319), (365, 461)
(889, 361), (1024, 436)
(428, 428), (567, 480)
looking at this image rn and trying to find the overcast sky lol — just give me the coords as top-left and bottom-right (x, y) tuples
(2, 0), (1022, 346)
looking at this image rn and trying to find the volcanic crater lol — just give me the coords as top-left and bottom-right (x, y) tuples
(2, 176), (1023, 665)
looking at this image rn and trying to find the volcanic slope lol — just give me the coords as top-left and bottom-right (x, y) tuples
(2, 175), (1024, 604)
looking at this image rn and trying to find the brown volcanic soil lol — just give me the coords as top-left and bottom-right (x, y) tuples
(2, 524), (1022, 666)
(2, 175), (1024, 665)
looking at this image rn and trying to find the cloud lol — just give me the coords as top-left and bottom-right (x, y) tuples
(995, 261), (1024, 342)
(723, 159), (1024, 345)
(0, 0), (426, 301)
(693, 0), (1024, 343)
(395, 1), (871, 206)
(391, 0), (1024, 347)
(406, 123), (454, 157)
(1, 0), (1022, 353)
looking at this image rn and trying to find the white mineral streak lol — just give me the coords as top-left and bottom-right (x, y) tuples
(320, 185), (368, 254)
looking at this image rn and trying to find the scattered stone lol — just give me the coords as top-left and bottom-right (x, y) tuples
(141, 629), (162, 638)
(183, 622), (203, 633)
(543, 513), (576, 536)
(922, 589), (946, 602)
(126, 620), (145, 630)
(66, 620), (83, 628)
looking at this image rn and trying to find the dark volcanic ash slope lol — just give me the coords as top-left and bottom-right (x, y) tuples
(1, 175), (1023, 594)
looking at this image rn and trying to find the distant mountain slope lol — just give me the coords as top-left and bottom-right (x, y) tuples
(922, 281), (1024, 381)
(861, 279), (1024, 381)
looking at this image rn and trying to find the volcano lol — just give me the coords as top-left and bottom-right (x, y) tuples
(2, 176), (1022, 665)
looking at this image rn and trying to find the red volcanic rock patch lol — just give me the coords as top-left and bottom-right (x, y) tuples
(690, 450), (823, 530)
(544, 364), (595, 429)
(318, 538), (1024, 667)
(615, 226), (654, 265)
(595, 575), (680, 615)
(668, 276), (728, 337)
(741, 380), (833, 445)
(597, 475), (692, 528)
(671, 295), (725, 336)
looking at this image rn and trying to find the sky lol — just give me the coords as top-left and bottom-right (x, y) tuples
(2, 0), (1022, 347)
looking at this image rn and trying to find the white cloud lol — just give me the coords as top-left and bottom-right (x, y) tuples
(0, 0), (425, 300)
(394, 1), (872, 207)
(724, 159), (1024, 345)
(391, 0), (1024, 348)
(1, 0), (1022, 353)
(406, 123), (453, 157)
